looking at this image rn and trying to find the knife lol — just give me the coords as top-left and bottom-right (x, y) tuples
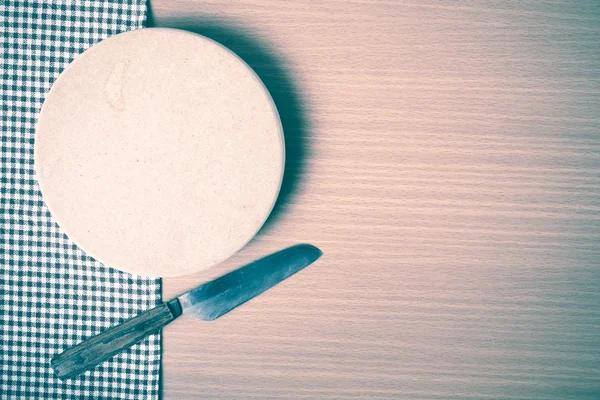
(51, 244), (322, 380)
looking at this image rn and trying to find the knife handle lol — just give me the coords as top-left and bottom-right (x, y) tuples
(51, 298), (182, 380)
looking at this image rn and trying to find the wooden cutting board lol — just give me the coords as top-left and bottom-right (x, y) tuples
(35, 28), (284, 277)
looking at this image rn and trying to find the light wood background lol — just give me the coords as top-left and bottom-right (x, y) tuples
(150, 1), (600, 399)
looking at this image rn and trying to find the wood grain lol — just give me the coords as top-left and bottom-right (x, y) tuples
(149, 1), (600, 398)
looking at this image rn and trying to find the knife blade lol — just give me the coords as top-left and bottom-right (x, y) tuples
(178, 243), (322, 320)
(51, 244), (322, 380)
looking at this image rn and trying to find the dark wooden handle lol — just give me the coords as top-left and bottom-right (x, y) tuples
(51, 298), (182, 380)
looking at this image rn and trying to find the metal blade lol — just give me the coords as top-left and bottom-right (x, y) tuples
(177, 244), (322, 321)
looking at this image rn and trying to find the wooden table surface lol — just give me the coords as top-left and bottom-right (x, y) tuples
(149, 1), (600, 399)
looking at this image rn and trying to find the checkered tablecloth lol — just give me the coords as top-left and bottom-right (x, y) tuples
(1, 1), (162, 399)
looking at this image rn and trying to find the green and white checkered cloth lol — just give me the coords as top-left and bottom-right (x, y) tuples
(1, 1), (161, 398)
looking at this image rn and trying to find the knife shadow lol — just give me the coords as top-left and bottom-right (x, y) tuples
(148, 12), (311, 237)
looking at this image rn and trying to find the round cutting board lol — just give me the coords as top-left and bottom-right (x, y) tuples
(34, 28), (284, 277)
